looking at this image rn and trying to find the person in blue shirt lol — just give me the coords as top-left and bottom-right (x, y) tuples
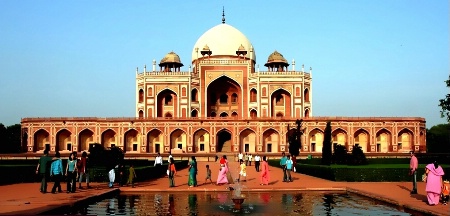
(50, 151), (63, 193)
(279, 152), (288, 182)
(286, 155), (293, 182)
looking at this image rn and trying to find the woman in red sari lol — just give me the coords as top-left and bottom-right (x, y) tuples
(260, 156), (270, 185)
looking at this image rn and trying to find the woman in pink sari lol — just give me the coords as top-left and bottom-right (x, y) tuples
(425, 161), (445, 205)
(216, 155), (228, 185)
(260, 156), (270, 185)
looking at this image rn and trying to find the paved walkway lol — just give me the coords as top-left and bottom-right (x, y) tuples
(0, 161), (448, 215)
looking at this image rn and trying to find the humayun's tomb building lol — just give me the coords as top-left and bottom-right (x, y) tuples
(20, 14), (426, 157)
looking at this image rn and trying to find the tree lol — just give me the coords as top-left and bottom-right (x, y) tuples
(426, 123), (450, 153)
(349, 144), (368, 165)
(322, 121), (332, 165)
(439, 75), (450, 122)
(0, 123), (21, 153)
(332, 144), (347, 164)
(287, 119), (305, 157)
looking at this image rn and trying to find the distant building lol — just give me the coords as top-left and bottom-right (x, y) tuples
(21, 14), (426, 155)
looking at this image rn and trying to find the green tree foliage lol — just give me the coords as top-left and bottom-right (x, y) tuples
(0, 123), (22, 153)
(332, 144), (347, 164)
(439, 75), (450, 122)
(288, 119), (305, 157)
(88, 143), (124, 169)
(349, 144), (368, 165)
(321, 121), (332, 165)
(426, 123), (450, 153)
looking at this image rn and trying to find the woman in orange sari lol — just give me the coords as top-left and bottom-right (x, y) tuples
(260, 156), (270, 185)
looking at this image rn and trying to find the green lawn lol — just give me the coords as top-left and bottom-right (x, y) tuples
(329, 164), (450, 169)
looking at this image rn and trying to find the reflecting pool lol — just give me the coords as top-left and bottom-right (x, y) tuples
(43, 191), (423, 215)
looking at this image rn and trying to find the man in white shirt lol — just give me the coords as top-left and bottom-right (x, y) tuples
(168, 152), (173, 163)
(254, 154), (261, 172)
(154, 152), (163, 166)
(238, 152), (243, 162)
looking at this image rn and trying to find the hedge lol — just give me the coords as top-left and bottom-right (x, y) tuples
(0, 160), (188, 185)
(268, 160), (450, 182)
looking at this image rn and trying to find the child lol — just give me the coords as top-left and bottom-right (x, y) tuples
(238, 159), (247, 182)
(205, 164), (213, 184)
(127, 164), (137, 188)
(168, 158), (176, 187)
(286, 155), (293, 182)
(442, 180), (449, 205)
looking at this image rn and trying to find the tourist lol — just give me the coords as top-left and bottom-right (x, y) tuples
(425, 161), (445, 205)
(65, 152), (77, 193)
(248, 154), (252, 166)
(118, 164), (125, 187)
(286, 155), (293, 182)
(238, 152), (243, 162)
(50, 151), (63, 194)
(188, 156), (197, 187)
(441, 180), (449, 205)
(409, 151), (418, 194)
(168, 151), (173, 163)
(245, 153), (249, 166)
(216, 155), (228, 185)
(205, 164), (213, 184)
(168, 158), (177, 187)
(254, 154), (261, 172)
(154, 152), (163, 166)
(78, 151), (91, 189)
(280, 152), (288, 182)
(35, 149), (52, 193)
(127, 164), (137, 188)
(292, 155), (297, 172)
(238, 159), (247, 182)
(224, 155), (234, 184)
(108, 165), (116, 188)
(260, 156), (270, 185)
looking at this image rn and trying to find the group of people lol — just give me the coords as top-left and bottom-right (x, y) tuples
(409, 151), (448, 206)
(36, 150), (90, 194)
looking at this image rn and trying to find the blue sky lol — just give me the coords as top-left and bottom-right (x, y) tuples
(0, 0), (448, 128)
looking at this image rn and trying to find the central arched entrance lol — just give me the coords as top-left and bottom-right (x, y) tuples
(207, 76), (241, 117)
(217, 130), (232, 153)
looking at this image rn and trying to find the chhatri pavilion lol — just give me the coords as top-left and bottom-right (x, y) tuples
(20, 13), (426, 157)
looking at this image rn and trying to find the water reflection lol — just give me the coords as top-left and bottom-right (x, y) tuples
(44, 192), (417, 216)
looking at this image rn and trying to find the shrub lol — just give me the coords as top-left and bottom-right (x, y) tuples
(332, 144), (347, 164)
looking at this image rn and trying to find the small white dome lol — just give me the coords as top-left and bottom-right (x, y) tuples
(192, 23), (256, 62)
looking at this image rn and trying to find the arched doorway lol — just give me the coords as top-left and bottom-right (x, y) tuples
(124, 129), (139, 153)
(354, 129), (369, 152)
(56, 129), (72, 152)
(147, 129), (163, 153)
(207, 76), (241, 117)
(78, 129), (94, 152)
(376, 129), (391, 153)
(217, 130), (232, 153)
(101, 129), (117, 149)
(193, 129), (210, 152)
(240, 129), (256, 153)
(170, 129), (186, 152)
(34, 129), (49, 152)
(309, 129), (324, 153)
(397, 129), (413, 152)
(157, 89), (177, 117)
(263, 129), (279, 153)
(270, 89), (291, 117)
(332, 128), (348, 151)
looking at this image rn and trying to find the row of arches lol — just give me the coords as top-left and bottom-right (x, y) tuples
(309, 128), (421, 153)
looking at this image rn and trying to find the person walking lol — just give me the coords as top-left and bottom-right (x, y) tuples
(204, 164), (213, 184)
(154, 152), (163, 166)
(65, 152), (77, 193)
(286, 155), (293, 182)
(50, 152), (63, 194)
(254, 154), (261, 172)
(238, 159), (247, 182)
(216, 156), (229, 185)
(425, 161), (445, 206)
(280, 152), (288, 182)
(168, 158), (177, 187)
(409, 151), (418, 194)
(188, 156), (198, 187)
(248, 154), (253, 166)
(36, 149), (52, 193)
(127, 164), (137, 188)
(78, 151), (91, 189)
(260, 156), (270, 185)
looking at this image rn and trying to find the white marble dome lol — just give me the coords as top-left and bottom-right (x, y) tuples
(192, 23), (256, 62)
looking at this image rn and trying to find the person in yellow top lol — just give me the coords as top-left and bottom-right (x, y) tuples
(238, 159), (247, 182)
(127, 164), (137, 188)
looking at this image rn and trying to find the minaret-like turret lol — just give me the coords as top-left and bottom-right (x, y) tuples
(264, 50), (289, 72)
(159, 51), (184, 72)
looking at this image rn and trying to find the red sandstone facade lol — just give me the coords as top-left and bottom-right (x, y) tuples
(20, 18), (426, 155)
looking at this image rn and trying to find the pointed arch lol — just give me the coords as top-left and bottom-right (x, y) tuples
(138, 89), (144, 103)
(157, 89), (178, 117)
(270, 88), (291, 117)
(193, 129), (210, 153)
(78, 128), (94, 152)
(332, 128), (348, 149)
(101, 129), (117, 149)
(147, 129), (163, 153)
(250, 109), (257, 118)
(216, 128), (233, 153)
(304, 88), (310, 102)
(124, 129), (140, 153)
(240, 128), (256, 153)
(309, 128), (324, 153)
(191, 88), (198, 102)
(34, 129), (50, 152)
(56, 129), (72, 152)
(263, 128), (279, 153)
(397, 128), (414, 152)
(191, 109), (199, 117)
(354, 128), (369, 152)
(250, 88), (257, 102)
(170, 129), (187, 152)
(207, 75), (242, 117)
(376, 128), (392, 153)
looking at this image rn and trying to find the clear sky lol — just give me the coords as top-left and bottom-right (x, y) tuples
(0, 0), (448, 128)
